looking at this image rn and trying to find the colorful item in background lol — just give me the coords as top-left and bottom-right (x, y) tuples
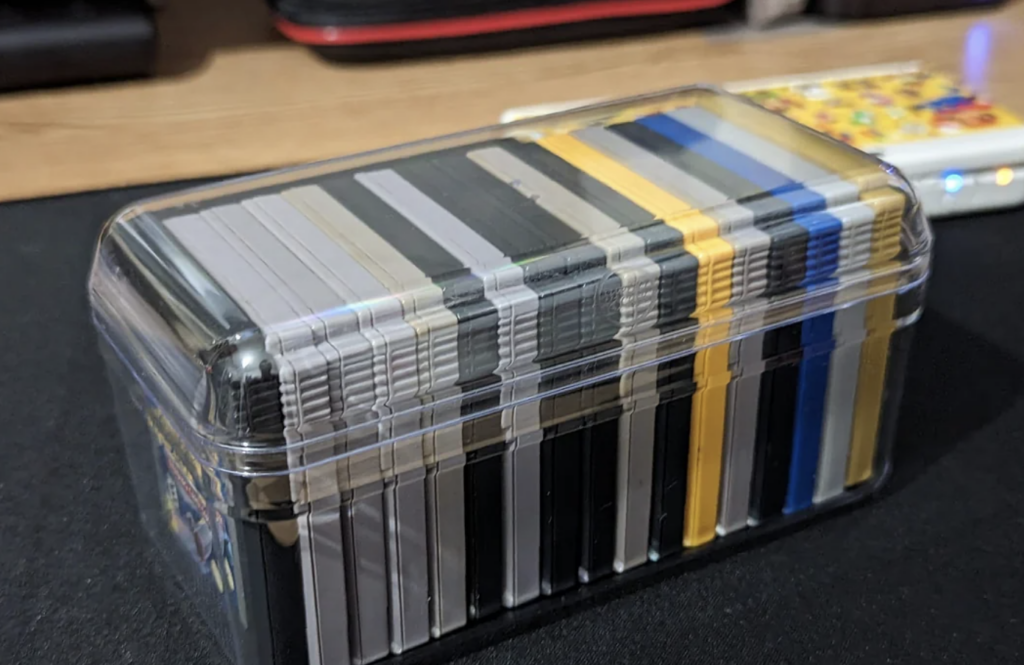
(740, 69), (1024, 149)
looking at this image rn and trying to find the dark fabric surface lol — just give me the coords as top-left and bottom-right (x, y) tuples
(1, 183), (1022, 665)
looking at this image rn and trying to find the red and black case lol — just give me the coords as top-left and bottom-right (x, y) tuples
(269, 0), (736, 59)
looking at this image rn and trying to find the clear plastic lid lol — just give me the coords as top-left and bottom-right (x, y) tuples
(89, 86), (932, 500)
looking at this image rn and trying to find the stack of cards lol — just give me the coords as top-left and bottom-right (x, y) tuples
(89, 87), (932, 665)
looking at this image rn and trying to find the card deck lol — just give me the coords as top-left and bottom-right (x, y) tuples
(354, 166), (538, 616)
(282, 184), (469, 640)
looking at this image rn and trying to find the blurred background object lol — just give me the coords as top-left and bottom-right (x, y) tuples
(265, 0), (1013, 54)
(0, 0), (1019, 203)
(268, 0), (736, 60)
(747, 0), (809, 27)
(0, 0), (158, 91)
(0, 0), (1011, 92)
(812, 0), (1007, 20)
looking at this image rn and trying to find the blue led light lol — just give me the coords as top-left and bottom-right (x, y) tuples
(944, 172), (965, 194)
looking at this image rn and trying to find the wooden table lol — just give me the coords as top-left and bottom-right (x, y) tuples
(1, 0), (1021, 202)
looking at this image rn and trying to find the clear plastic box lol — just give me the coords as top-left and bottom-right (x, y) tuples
(89, 86), (932, 665)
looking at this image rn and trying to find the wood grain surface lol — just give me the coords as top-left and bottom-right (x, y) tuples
(0, 0), (1020, 202)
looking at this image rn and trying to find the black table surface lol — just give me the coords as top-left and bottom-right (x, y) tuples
(1, 183), (1022, 665)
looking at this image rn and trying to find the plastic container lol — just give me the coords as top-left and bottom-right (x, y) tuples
(89, 86), (932, 665)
